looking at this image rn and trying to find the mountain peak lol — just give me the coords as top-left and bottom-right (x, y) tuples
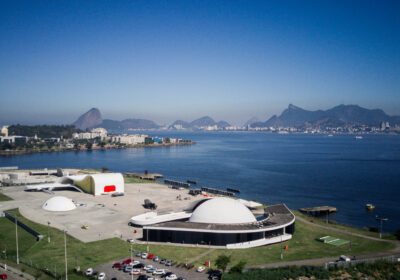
(73, 108), (102, 130)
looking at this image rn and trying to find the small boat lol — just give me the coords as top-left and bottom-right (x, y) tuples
(328, 134), (333, 137)
(355, 136), (363, 140)
(366, 204), (375, 211)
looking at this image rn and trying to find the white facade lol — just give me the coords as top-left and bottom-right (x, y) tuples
(111, 134), (147, 145)
(42, 196), (76, 212)
(66, 173), (124, 196)
(72, 128), (108, 140)
(189, 197), (257, 224)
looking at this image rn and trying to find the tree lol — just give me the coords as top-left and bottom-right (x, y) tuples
(215, 254), (231, 273)
(395, 228), (400, 240)
(85, 142), (93, 150)
(229, 261), (246, 274)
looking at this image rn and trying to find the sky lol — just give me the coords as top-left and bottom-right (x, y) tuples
(0, 0), (399, 126)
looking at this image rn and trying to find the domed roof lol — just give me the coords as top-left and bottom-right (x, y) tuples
(189, 197), (256, 224)
(42, 196), (76, 212)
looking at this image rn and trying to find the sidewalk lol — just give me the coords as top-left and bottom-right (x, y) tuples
(0, 263), (35, 280)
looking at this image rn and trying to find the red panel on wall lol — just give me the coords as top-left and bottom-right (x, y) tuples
(104, 185), (116, 192)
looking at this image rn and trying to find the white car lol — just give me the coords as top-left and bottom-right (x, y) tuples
(153, 269), (165, 275)
(197, 266), (206, 272)
(141, 252), (148, 259)
(127, 238), (134, 244)
(98, 272), (106, 280)
(131, 261), (140, 266)
(130, 269), (141, 275)
(85, 268), (93, 276)
(166, 274), (177, 280)
(144, 264), (154, 271)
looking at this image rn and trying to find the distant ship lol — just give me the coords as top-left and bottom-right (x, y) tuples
(366, 204), (375, 211)
(328, 134), (333, 137)
(355, 136), (363, 139)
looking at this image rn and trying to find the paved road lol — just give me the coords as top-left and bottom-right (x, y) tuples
(0, 264), (34, 280)
(246, 216), (400, 270)
(93, 255), (208, 280)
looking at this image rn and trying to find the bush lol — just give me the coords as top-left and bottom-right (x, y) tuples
(215, 254), (231, 272)
(229, 261), (246, 274)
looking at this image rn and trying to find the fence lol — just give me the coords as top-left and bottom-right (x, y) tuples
(324, 254), (400, 269)
(4, 212), (43, 241)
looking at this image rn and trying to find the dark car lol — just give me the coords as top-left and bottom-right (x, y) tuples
(111, 278), (117, 280)
(133, 263), (145, 269)
(208, 270), (222, 280)
(177, 278), (187, 280)
(137, 275), (149, 280)
(161, 272), (173, 278)
(136, 251), (142, 257)
(165, 260), (174, 266)
(160, 258), (166, 264)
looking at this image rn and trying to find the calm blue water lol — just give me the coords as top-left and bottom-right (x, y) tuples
(1, 132), (399, 232)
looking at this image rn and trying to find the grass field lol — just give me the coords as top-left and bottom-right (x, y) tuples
(293, 210), (397, 240)
(0, 192), (12, 201)
(124, 176), (163, 184)
(0, 208), (395, 279)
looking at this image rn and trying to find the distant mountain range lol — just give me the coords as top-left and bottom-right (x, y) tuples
(72, 109), (231, 130)
(251, 104), (400, 128)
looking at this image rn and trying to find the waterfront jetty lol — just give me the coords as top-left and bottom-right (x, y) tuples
(164, 179), (191, 188)
(125, 172), (163, 180)
(201, 186), (235, 196)
(299, 206), (337, 216)
(227, 187), (241, 194)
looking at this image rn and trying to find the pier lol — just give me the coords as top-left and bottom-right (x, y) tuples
(125, 172), (163, 180)
(201, 186), (235, 197)
(299, 206), (337, 216)
(164, 179), (191, 188)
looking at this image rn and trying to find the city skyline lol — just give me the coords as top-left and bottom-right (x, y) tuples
(1, 0), (399, 125)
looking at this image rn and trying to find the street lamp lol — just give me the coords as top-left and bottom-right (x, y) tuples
(64, 230), (68, 280)
(376, 216), (388, 239)
(48, 222), (51, 243)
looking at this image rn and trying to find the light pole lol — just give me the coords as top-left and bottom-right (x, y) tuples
(48, 222), (51, 243)
(64, 230), (68, 280)
(146, 229), (149, 253)
(376, 216), (388, 239)
(280, 234), (283, 260)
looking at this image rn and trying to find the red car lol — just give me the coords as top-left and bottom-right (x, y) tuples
(112, 262), (122, 268)
(123, 258), (133, 264)
(147, 253), (154, 260)
(0, 274), (7, 280)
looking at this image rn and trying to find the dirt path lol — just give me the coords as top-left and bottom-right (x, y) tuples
(187, 248), (216, 265)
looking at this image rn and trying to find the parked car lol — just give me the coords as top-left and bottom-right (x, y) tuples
(153, 269), (165, 275)
(177, 278), (186, 280)
(141, 252), (149, 259)
(162, 272), (173, 278)
(147, 253), (154, 259)
(85, 268), (93, 276)
(208, 270), (222, 280)
(165, 260), (174, 266)
(130, 269), (141, 275)
(123, 258), (133, 264)
(0, 274), (7, 280)
(133, 263), (145, 269)
(124, 265), (133, 273)
(113, 263), (122, 268)
(137, 275), (149, 280)
(147, 268), (157, 274)
(136, 251), (142, 257)
(98, 272), (106, 280)
(165, 274), (177, 280)
(153, 256), (160, 262)
(160, 258), (166, 264)
(339, 255), (351, 262)
(127, 238), (134, 244)
(144, 264), (154, 271)
(132, 260), (140, 266)
(111, 278), (117, 280)
(197, 266), (205, 272)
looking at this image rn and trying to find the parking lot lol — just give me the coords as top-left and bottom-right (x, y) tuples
(92, 252), (209, 280)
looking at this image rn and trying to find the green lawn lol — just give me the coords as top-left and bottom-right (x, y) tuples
(293, 210), (396, 240)
(0, 208), (395, 279)
(191, 217), (395, 268)
(124, 176), (163, 184)
(0, 192), (12, 201)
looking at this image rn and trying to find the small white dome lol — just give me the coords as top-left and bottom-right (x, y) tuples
(42, 196), (76, 212)
(189, 197), (256, 224)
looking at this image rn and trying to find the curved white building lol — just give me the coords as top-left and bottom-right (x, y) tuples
(189, 197), (256, 224)
(65, 173), (124, 196)
(142, 197), (295, 249)
(42, 196), (76, 212)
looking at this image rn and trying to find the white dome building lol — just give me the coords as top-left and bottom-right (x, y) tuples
(189, 197), (257, 224)
(142, 197), (295, 249)
(42, 196), (76, 212)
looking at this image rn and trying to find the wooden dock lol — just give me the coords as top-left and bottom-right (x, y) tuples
(125, 173), (163, 180)
(299, 206), (337, 216)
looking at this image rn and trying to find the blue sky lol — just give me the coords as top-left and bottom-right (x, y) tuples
(0, 0), (399, 125)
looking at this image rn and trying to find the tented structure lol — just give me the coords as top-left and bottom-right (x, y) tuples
(66, 173), (124, 196)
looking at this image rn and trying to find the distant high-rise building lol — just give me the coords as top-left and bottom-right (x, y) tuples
(380, 121), (386, 131)
(1, 126), (8, 137)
